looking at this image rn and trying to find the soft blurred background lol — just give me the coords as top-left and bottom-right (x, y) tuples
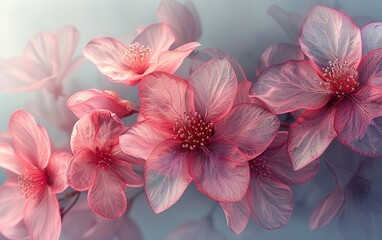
(1, 0), (382, 239)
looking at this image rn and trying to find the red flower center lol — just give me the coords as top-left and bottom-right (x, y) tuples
(249, 157), (271, 183)
(321, 59), (359, 97)
(123, 42), (151, 74)
(173, 112), (214, 151)
(17, 169), (47, 199)
(97, 151), (114, 171)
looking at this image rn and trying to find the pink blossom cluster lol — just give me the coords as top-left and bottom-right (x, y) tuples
(1, 1), (382, 239)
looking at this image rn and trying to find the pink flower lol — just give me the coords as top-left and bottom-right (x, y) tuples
(0, 26), (84, 98)
(0, 110), (71, 240)
(67, 110), (143, 219)
(310, 140), (382, 240)
(251, 5), (382, 170)
(120, 58), (279, 213)
(67, 89), (139, 119)
(220, 132), (319, 233)
(157, 0), (202, 49)
(83, 23), (200, 86)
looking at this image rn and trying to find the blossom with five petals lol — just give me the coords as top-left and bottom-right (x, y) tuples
(251, 5), (382, 170)
(120, 58), (279, 213)
(0, 110), (71, 240)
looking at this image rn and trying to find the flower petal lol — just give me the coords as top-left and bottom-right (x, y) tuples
(288, 105), (337, 170)
(264, 132), (320, 185)
(139, 72), (194, 132)
(220, 194), (250, 234)
(47, 150), (71, 194)
(358, 48), (382, 88)
(248, 177), (293, 229)
(24, 188), (61, 240)
(145, 140), (191, 213)
(189, 139), (249, 202)
(113, 160), (143, 187)
(156, 42), (201, 73)
(133, 23), (174, 59)
(67, 148), (98, 191)
(0, 180), (26, 228)
(83, 37), (135, 82)
(88, 171), (127, 219)
(120, 122), (171, 161)
(1, 220), (29, 240)
(334, 86), (382, 156)
(189, 58), (237, 122)
(9, 110), (51, 169)
(338, 201), (372, 240)
(71, 110), (124, 154)
(299, 5), (362, 71)
(117, 217), (143, 240)
(157, 0), (201, 48)
(361, 22), (382, 55)
(250, 60), (331, 114)
(56, 26), (80, 72)
(67, 89), (138, 119)
(310, 188), (345, 229)
(256, 43), (304, 76)
(0, 144), (21, 175)
(190, 48), (247, 83)
(214, 103), (279, 159)
(23, 31), (58, 66)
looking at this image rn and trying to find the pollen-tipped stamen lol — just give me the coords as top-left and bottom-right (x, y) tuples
(249, 157), (272, 183)
(123, 42), (151, 74)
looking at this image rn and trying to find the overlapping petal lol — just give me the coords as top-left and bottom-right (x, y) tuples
(361, 22), (382, 55)
(220, 195), (250, 234)
(67, 149), (98, 191)
(47, 151), (71, 194)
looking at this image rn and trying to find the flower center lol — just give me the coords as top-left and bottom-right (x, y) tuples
(123, 42), (151, 74)
(97, 151), (114, 171)
(249, 157), (271, 183)
(349, 175), (371, 203)
(321, 59), (359, 97)
(173, 112), (214, 151)
(17, 169), (47, 199)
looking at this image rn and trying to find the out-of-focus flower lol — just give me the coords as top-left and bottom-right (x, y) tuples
(220, 132), (319, 233)
(0, 26), (84, 98)
(166, 216), (229, 240)
(251, 6), (382, 170)
(157, 0), (202, 49)
(84, 23), (200, 86)
(62, 194), (142, 240)
(310, 140), (382, 240)
(67, 110), (143, 219)
(67, 89), (139, 119)
(0, 110), (71, 240)
(120, 58), (279, 213)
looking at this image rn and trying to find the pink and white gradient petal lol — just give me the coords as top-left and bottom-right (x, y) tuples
(139, 72), (194, 132)
(9, 110), (51, 170)
(248, 177), (293, 230)
(288, 105), (337, 170)
(214, 103), (279, 159)
(0, 144), (21, 176)
(67, 149), (98, 191)
(189, 58), (237, 122)
(88, 171), (127, 219)
(188, 140), (249, 202)
(47, 151), (71, 194)
(361, 22), (382, 55)
(334, 86), (382, 156)
(299, 5), (362, 71)
(358, 48), (382, 88)
(120, 121), (171, 161)
(0, 180), (26, 229)
(220, 194), (250, 234)
(250, 60), (331, 114)
(23, 188), (61, 240)
(145, 140), (191, 213)
(310, 188), (345, 229)
(113, 161), (143, 187)
(1, 220), (29, 240)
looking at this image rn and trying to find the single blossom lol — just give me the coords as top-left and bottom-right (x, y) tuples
(310, 140), (382, 240)
(220, 132), (319, 233)
(62, 194), (142, 240)
(0, 26), (84, 98)
(251, 5), (382, 170)
(84, 23), (200, 86)
(0, 110), (71, 240)
(157, 0), (202, 49)
(166, 216), (229, 240)
(67, 89), (139, 119)
(120, 58), (279, 213)
(67, 110), (143, 219)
